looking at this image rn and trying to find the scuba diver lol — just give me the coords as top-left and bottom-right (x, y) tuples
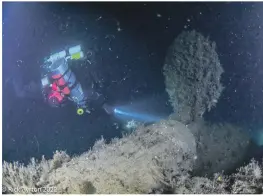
(41, 45), (103, 115)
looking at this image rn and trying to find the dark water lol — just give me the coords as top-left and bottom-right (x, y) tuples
(3, 2), (263, 163)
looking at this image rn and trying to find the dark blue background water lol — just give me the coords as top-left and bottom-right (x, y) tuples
(3, 2), (263, 163)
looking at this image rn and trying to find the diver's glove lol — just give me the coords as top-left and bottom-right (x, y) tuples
(102, 103), (114, 115)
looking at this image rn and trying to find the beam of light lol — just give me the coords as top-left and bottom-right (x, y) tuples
(113, 107), (163, 123)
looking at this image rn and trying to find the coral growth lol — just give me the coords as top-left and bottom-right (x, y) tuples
(187, 119), (251, 177)
(2, 120), (262, 194)
(163, 30), (224, 123)
(3, 120), (196, 194)
(231, 159), (263, 194)
(2, 151), (69, 194)
(171, 159), (263, 194)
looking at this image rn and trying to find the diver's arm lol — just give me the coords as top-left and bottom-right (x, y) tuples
(70, 88), (105, 114)
(102, 103), (114, 114)
(84, 89), (101, 101)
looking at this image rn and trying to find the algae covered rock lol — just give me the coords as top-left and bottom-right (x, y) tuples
(163, 30), (224, 123)
(3, 119), (196, 194)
